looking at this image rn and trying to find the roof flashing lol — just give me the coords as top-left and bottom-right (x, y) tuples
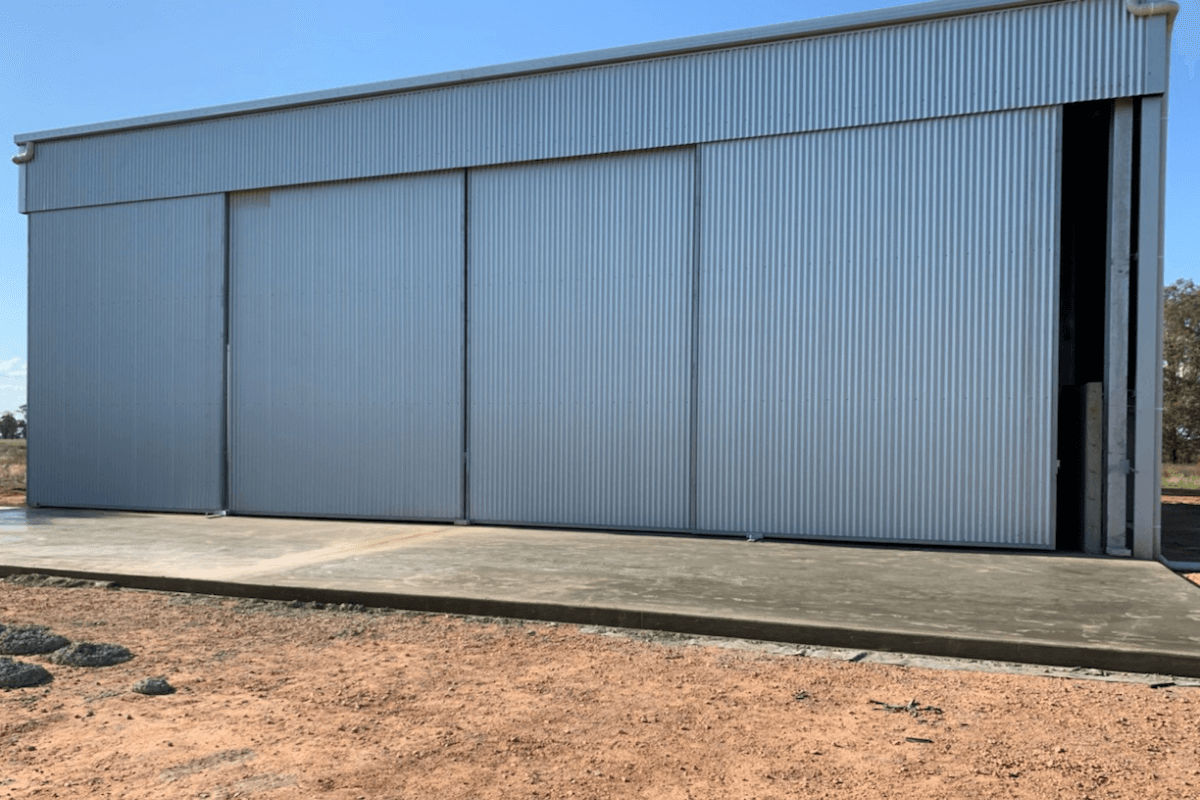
(13, 0), (1062, 145)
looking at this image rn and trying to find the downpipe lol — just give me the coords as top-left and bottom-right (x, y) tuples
(11, 142), (34, 164)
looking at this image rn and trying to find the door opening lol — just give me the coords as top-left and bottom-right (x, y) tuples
(1057, 101), (1112, 551)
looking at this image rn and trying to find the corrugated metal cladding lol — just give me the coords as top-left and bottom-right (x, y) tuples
(698, 107), (1060, 546)
(27, 195), (225, 511)
(228, 174), (465, 520)
(469, 151), (693, 529)
(23, 0), (1144, 212)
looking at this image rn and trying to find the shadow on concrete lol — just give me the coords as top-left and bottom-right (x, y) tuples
(1162, 499), (1200, 564)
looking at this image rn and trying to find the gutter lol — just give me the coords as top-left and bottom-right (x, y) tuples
(11, 142), (34, 164)
(1125, 1), (1180, 20)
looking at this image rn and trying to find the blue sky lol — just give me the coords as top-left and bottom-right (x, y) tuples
(2, 0), (1199, 417)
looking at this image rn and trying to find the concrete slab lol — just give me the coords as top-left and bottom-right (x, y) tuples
(2, 508), (1200, 677)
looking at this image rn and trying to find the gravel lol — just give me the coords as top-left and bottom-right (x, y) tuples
(132, 677), (175, 695)
(0, 657), (53, 689)
(0, 626), (71, 655)
(47, 642), (133, 667)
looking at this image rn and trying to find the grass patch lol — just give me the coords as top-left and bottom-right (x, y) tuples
(0, 439), (26, 499)
(1162, 461), (1200, 489)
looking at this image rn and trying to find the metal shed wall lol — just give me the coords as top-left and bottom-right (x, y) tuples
(16, 0), (1170, 554)
(20, 0), (1151, 213)
(27, 195), (225, 511)
(228, 174), (465, 520)
(468, 151), (694, 529)
(697, 107), (1060, 546)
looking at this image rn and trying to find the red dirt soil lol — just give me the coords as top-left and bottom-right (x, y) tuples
(2, 582), (1199, 800)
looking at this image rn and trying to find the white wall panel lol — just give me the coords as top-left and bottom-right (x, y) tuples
(469, 151), (693, 529)
(27, 196), (225, 510)
(697, 108), (1060, 546)
(229, 174), (464, 519)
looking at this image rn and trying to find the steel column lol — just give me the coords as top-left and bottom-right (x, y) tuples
(1105, 98), (1134, 556)
(1132, 95), (1165, 560)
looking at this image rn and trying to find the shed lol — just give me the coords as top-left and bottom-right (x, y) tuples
(13, 0), (1177, 558)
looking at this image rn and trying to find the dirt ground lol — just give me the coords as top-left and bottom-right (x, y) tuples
(2, 580), (1200, 800)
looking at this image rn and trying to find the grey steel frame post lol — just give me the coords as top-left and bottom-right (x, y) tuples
(1105, 99), (1134, 556)
(1130, 4), (1174, 560)
(1132, 94), (1166, 560)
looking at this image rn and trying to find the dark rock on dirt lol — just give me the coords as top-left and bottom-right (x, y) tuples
(0, 625), (71, 655)
(0, 657), (53, 688)
(3, 573), (95, 588)
(47, 642), (133, 667)
(132, 677), (175, 695)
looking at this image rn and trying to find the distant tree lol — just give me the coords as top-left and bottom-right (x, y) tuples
(15, 404), (25, 440)
(0, 413), (16, 440)
(1163, 279), (1200, 462)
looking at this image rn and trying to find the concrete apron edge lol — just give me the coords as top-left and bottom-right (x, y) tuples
(3, 563), (1199, 679)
